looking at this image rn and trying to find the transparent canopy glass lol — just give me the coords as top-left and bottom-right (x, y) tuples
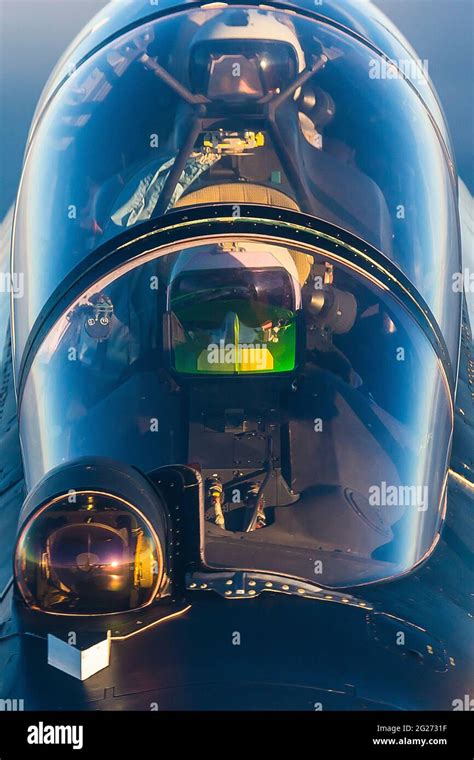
(13, 5), (461, 371)
(20, 237), (452, 587)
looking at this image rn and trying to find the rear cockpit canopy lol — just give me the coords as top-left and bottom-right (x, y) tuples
(13, 3), (461, 373)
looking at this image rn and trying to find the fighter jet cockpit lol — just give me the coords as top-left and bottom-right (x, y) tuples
(11, 5), (462, 615)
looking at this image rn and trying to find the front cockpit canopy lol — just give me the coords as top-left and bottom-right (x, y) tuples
(20, 237), (452, 587)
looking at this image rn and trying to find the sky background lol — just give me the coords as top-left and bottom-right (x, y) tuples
(0, 0), (472, 219)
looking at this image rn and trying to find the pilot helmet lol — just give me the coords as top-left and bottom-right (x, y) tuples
(189, 8), (306, 101)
